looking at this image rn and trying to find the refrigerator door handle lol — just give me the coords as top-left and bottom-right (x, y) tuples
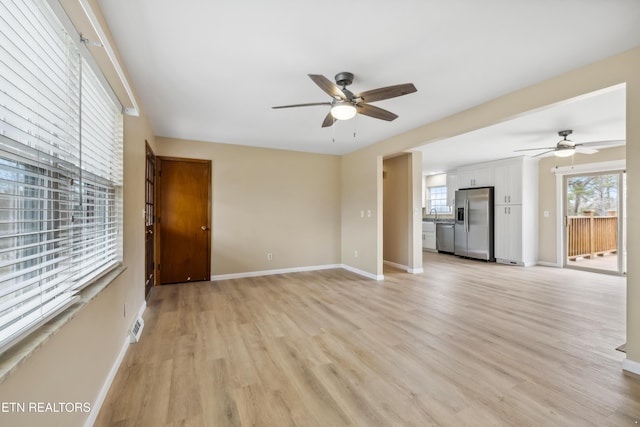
(465, 199), (470, 233)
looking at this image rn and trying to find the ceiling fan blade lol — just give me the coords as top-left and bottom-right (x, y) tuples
(321, 111), (335, 128)
(513, 147), (555, 152)
(355, 83), (417, 103)
(533, 150), (555, 157)
(308, 74), (347, 99)
(578, 139), (625, 148)
(576, 147), (598, 154)
(357, 103), (398, 121)
(272, 102), (331, 109)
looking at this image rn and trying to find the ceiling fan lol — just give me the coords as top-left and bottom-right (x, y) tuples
(272, 72), (417, 127)
(514, 130), (625, 157)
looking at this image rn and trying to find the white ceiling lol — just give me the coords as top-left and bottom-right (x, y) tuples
(417, 85), (627, 174)
(97, 0), (640, 157)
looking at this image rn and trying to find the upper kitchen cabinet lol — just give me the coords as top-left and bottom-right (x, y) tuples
(493, 158), (536, 205)
(493, 157), (538, 206)
(456, 165), (494, 189)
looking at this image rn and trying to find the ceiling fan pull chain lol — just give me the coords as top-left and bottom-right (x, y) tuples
(332, 119), (336, 143)
(353, 113), (357, 139)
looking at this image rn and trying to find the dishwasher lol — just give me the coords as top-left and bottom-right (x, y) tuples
(436, 223), (455, 254)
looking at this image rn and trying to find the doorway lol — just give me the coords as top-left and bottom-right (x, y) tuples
(144, 142), (156, 297)
(564, 170), (626, 275)
(157, 157), (211, 284)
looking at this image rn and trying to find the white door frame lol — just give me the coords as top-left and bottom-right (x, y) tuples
(552, 160), (626, 272)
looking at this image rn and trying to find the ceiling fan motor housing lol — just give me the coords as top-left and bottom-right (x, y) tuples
(335, 72), (354, 88)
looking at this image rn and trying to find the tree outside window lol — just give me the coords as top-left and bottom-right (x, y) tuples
(567, 174), (619, 216)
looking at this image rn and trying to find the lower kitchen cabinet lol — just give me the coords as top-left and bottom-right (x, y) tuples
(422, 223), (436, 251)
(495, 204), (523, 265)
(494, 203), (537, 266)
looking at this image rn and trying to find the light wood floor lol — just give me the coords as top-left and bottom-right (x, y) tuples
(95, 252), (640, 426)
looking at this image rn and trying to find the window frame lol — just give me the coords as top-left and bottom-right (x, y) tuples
(428, 185), (451, 214)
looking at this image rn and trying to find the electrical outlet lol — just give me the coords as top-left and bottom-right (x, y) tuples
(267, 253), (273, 261)
(354, 250), (358, 258)
(123, 303), (126, 318)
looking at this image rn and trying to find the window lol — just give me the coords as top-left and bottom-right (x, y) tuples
(428, 185), (450, 213)
(0, 0), (123, 350)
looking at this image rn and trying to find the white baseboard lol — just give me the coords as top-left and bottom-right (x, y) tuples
(536, 261), (561, 268)
(212, 264), (342, 281)
(384, 260), (408, 271)
(622, 358), (640, 376)
(85, 336), (129, 427)
(341, 264), (384, 281)
(383, 260), (423, 275)
(211, 263), (386, 282)
(85, 300), (146, 427)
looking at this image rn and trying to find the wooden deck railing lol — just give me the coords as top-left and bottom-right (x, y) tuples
(567, 211), (617, 260)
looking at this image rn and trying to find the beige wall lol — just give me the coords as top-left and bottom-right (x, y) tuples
(155, 137), (342, 276)
(537, 146), (626, 265)
(341, 155), (384, 277)
(383, 154), (411, 266)
(342, 47), (640, 363)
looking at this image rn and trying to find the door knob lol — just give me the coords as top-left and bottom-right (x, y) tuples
(200, 225), (208, 231)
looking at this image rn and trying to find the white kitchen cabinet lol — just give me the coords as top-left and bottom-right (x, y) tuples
(422, 222), (436, 251)
(494, 204), (523, 264)
(456, 166), (493, 188)
(493, 157), (538, 266)
(494, 162), (523, 205)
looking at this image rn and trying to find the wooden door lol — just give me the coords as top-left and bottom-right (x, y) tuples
(157, 157), (211, 284)
(144, 142), (156, 297)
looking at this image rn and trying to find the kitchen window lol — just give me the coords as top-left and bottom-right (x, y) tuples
(429, 185), (450, 214)
(0, 0), (123, 351)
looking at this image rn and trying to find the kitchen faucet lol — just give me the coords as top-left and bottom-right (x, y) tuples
(429, 208), (438, 222)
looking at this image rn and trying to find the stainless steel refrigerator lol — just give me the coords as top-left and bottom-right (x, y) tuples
(454, 187), (495, 261)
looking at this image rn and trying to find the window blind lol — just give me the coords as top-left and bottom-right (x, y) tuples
(0, 0), (123, 350)
(429, 185), (450, 214)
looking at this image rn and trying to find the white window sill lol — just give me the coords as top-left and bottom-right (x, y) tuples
(0, 265), (127, 384)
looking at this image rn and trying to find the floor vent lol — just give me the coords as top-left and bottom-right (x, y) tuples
(129, 317), (144, 343)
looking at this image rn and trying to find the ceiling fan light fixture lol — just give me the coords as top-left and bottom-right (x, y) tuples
(330, 101), (357, 120)
(554, 147), (575, 157)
